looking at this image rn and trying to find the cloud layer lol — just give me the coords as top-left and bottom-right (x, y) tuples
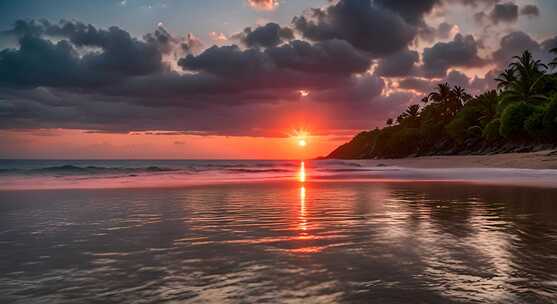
(0, 0), (556, 137)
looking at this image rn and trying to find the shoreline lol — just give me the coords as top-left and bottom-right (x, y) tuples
(1, 153), (557, 191)
(327, 150), (557, 170)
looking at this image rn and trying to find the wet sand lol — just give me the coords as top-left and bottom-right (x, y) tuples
(358, 150), (557, 169)
(1, 182), (556, 303)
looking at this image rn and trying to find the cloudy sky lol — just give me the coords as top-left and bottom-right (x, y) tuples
(1, 0), (556, 159)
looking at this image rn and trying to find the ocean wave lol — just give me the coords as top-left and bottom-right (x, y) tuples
(0, 165), (179, 175)
(226, 168), (294, 173)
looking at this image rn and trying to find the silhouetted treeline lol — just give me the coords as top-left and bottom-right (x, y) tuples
(327, 49), (557, 159)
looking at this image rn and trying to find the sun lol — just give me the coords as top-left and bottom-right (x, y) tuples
(293, 130), (309, 148)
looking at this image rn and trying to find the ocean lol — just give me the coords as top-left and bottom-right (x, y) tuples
(1, 160), (557, 303)
(1, 159), (557, 190)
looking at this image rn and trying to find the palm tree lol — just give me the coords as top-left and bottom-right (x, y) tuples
(404, 104), (421, 118)
(509, 50), (547, 78)
(451, 86), (470, 108)
(504, 50), (548, 104)
(475, 90), (498, 125)
(426, 83), (452, 104)
(424, 83), (467, 121)
(396, 104), (421, 127)
(495, 68), (516, 91)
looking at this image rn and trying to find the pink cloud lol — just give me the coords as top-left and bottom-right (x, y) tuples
(247, 0), (279, 11)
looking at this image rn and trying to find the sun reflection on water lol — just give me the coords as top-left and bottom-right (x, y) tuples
(299, 186), (307, 231)
(291, 160), (325, 253)
(298, 161), (306, 183)
(298, 160), (307, 232)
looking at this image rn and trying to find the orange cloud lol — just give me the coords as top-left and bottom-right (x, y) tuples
(247, 0), (279, 11)
(209, 31), (228, 43)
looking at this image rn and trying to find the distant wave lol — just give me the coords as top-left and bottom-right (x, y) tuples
(226, 168), (293, 173)
(0, 165), (179, 175)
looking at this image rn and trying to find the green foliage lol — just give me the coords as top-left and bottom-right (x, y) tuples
(397, 104), (421, 128)
(475, 90), (499, 126)
(327, 130), (379, 159)
(445, 102), (483, 143)
(446, 118), (469, 144)
(467, 126), (483, 138)
(482, 119), (501, 142)
(497, 50), (548, 104)
(543, 95), (557, 137)
(499, 102), (536, 139)
(385, 128), (420, 157)
(497, 94), (517, 114)
(524, 107), (546, 138)
(329, 48), (557, 159)
(371, 126), (398, 157)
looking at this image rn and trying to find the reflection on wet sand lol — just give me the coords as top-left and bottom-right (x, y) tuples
(299, 186), (306, 232)
(1, 176), (557, 303)
(289, 161), (326, 254)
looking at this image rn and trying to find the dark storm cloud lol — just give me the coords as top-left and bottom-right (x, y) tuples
(41, 21), (164, 76)
(520, 5), (540, 17)
(0, 20), (165, 89)
(179, 45), (270, 77)
(491, 31), (541, 68)
(265, 39), (370, 75)
(418, 22), (456, 43)
(448, 0), (500, 7)
(398, 77), (434, 93)
(180, 39), (370, 77)
(0, 83), (402, 136)
(0, 35), (86, 88)
(1, 20), (370, 104)
(2, 0), (554, 137)
(312, 73), (385, 103)
(436, 22), (456, 40)
(444, 70), (470, 88)
(491, 31), (557, 70)
(143, 26), (180, 54)
(292, 0), (416, 56)
(374, 0), (440, 25)
(489, 2), (519, 24)
(541, 36), (557, 52)
(0, 18), (390, 135)
(422, 34), (486, 77)
(470, 69), (498, 93)
(375, 48), (419, 77)
(398, 70), (496, 95)
(236, 23), (294, 48)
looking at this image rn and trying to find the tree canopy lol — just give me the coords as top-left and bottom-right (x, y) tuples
(327, 49), (557, 159)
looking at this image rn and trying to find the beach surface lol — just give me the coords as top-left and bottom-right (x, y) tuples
(1, 152), (557, 190)
(353, 150), (557, 169)
(1, 158), (557, 303)
(1, 181), (557, 303)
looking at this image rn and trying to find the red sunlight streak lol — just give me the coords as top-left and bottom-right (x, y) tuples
(300, 185), (307, 231)
(299, 161), (306, 182)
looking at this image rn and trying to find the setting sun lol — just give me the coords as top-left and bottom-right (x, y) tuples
(293, 130), (309, 148)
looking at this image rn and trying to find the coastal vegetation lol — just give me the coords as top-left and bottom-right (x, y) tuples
(327, 49), (557, 159)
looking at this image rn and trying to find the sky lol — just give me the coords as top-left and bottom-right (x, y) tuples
(0, 0), (556, 159)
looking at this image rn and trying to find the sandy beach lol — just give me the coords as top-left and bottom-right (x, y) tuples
(355, 150), (557, 169)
